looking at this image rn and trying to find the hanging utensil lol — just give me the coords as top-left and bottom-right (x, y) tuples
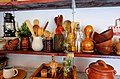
(26, 20), (35, 36)
(43, 21), (49, 31)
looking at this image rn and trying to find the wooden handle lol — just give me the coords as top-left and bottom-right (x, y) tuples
(25, 20), (35, 36)
(44, 21), (49, 30)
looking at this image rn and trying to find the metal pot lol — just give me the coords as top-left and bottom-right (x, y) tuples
(85, 60), (116, 79)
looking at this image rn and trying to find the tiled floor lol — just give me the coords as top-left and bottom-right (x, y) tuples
(17, 67), (120, 79)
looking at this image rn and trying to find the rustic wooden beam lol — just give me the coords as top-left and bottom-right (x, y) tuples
(0, 0), (120, 11)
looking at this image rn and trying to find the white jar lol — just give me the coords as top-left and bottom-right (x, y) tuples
(32, 36), (43, 51)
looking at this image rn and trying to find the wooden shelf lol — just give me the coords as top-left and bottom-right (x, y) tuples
(0, 50), (120, 59)
(0, 0), (120, 11)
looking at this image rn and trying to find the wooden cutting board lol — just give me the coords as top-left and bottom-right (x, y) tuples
(0, 69), (27, 79)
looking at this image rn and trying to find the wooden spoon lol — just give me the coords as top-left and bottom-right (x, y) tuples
(33, 19), (40, 36)
(43, 21), (49, 31)
(25, 20), (35, 36)
(64, 20), (71, 33)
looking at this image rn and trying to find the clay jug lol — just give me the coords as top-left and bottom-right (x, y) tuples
(81, 25), (94, 53)
(32, 36), (43, 51)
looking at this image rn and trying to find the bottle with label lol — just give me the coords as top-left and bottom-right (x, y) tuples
(45, 37), (53, 52)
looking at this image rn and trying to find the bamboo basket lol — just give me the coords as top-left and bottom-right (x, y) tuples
(29, 63), (77, 79)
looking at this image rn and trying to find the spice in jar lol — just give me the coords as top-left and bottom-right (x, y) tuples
(41, 69), (47, 78)
(45, 37), (53, 52)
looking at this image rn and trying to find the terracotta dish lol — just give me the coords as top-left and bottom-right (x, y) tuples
(93, 29), (113, 43)
(93, 32), (105, 43)
(100, 29), (113, 41)
(96, 39), (112, 54)
(96, 39), (112, 47)
(96, 45), (112, 54)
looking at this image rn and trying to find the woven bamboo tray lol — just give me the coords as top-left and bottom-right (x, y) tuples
(29, 63), (77, 79)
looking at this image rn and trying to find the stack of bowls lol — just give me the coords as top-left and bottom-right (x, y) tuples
(93, 29), (113, 54)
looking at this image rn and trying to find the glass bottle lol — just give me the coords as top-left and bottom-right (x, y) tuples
(75, 25), (84, 53)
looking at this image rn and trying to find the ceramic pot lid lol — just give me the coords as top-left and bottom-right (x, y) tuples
(89, 60), (114, 73)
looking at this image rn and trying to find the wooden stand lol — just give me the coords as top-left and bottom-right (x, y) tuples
(30, 63), (77, 79)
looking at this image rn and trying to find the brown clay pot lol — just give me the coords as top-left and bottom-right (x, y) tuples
(20, 37), (30, 51)
(85, 60), (116, 79)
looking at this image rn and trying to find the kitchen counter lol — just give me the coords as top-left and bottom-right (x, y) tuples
(16, 67), (120, 79)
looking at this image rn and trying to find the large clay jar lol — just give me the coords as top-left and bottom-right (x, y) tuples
(85, 60), (116, 79)
(32, 36), (43, 51)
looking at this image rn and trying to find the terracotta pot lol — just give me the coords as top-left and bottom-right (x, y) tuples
(85, 60), (116, 79)
(20, 37), (30, 51)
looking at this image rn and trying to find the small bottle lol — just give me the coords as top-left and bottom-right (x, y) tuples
(75, 25), (83, 53)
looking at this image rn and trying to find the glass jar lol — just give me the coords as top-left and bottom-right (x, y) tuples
(45, 37), (53, 52)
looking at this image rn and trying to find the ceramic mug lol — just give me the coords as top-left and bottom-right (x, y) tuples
(3, 66), (18, 79)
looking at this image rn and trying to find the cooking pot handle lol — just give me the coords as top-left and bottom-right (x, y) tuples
(96, 60), (108, 68)
(114, 70), (117, 75)
(85, 67), (90, 75)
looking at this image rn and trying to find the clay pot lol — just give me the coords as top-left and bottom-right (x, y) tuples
(20, 37), (30, 51)
(85, 60), (116, 79)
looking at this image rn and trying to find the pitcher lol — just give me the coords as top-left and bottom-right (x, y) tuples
(32, 36), (43, 51)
